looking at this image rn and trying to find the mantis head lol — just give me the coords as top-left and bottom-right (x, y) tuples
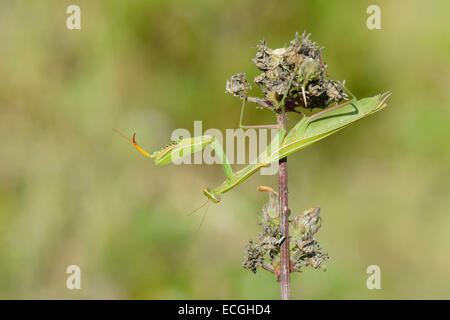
(203, 188), (221, 203)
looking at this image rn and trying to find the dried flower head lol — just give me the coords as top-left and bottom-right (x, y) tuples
(242, 187), (283, 274)
(227, 32), (348, 112)
(225, 72), (251, 99)
(290, 207), (329, 271)
(242, 240), (265, 273)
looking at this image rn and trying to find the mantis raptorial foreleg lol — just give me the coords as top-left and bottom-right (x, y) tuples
(239, 64), (299, 130)
(239, 96), (279, 130)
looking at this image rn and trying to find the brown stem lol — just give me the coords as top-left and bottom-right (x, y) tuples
(277, 111), (290, 300)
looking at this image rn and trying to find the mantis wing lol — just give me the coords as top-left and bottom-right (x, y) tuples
(274, 93), (390, 160)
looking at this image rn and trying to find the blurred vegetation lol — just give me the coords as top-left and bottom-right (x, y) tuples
(0, 0), (449, 299)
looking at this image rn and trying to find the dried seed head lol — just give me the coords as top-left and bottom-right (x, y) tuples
(260, 187), (280, 220)
(242, 187), (283, 274)
(299, 57), (321, 81)
(225, 72), (251, 98)
(291, 207), (329, 272)
(252, 39), (272, 71)
(229, 32), (348, 112)
(243, 192), (328, 275)
(242, 240), (265, 273)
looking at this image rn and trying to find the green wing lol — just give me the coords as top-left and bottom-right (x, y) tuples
(274, 93), (390, 160)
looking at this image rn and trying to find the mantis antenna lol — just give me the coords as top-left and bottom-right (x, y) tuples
(186, 199), (209, 217)
(195, 201), (211, 234)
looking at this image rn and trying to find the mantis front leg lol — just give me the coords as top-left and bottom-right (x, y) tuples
(238, 64), (299, 130)
(238, 95), (279, 130)
(116, 92), (391, 204)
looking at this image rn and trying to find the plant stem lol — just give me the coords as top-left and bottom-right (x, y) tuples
(277, 111), (290, 300)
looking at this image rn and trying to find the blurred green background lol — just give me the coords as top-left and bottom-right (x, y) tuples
(0, 0), (449, 299)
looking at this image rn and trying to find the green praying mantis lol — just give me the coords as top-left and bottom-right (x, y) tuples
(116, 89), (391, 203)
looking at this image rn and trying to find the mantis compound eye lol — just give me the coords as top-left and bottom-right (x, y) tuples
(202, 188), (221, 203)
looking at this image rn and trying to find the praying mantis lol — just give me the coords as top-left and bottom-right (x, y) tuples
(116, 90), (391, 203)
